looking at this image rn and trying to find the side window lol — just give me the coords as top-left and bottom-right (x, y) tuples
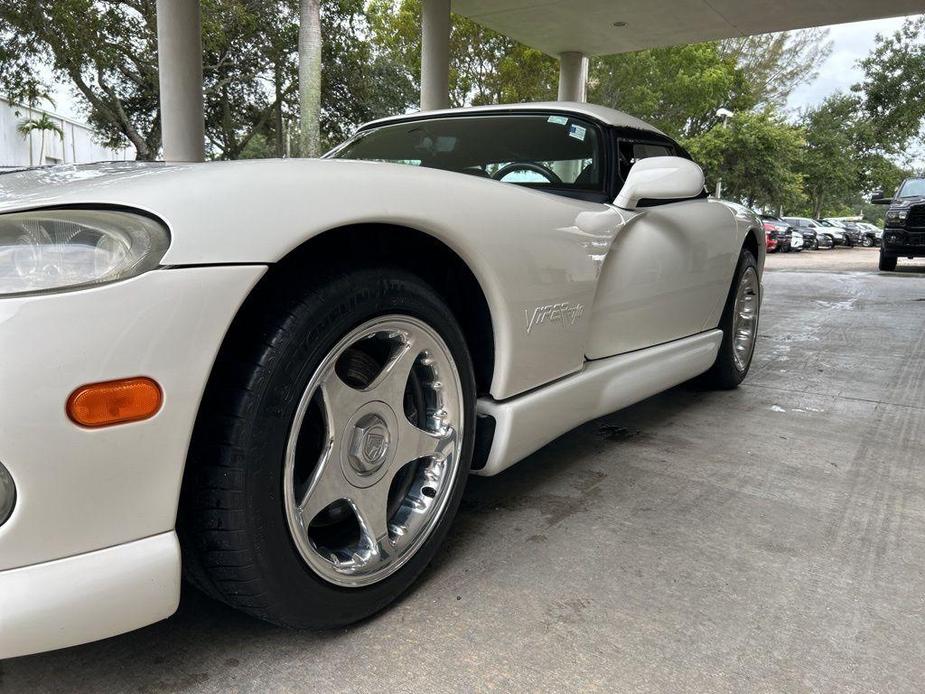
(332, 114), (606, 197)
(616, 139), (674, 182)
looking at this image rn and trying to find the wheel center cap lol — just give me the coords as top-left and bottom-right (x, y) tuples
(348, 413), (391, 476)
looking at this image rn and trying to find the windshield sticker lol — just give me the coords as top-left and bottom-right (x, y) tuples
(547, 115), (569, 125)
(568, 124), (587, 141)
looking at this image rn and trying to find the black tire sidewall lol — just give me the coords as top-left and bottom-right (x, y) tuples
(879, 249), (897, 271)
(701, 247), (759, 389)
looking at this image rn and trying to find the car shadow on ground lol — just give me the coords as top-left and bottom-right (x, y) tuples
(2, 383), (711, 684)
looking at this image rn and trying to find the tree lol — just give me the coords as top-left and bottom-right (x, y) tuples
(0, 0), (161, 158)
(855, 16), (925, 155)
(0, 0), (288, 160)
(319, 0), (415, 149)
(17, 112), (63, 164)
(368, 0), (557, 109)
(299, 0), (322, 156)
(10, 87), (56, 166)
(0, 0), (409, 160)
(685, 110), (805, 210)
(719, 29), (832, 109)
(798, 94), (863, 218)
(588, 42), (755, 139)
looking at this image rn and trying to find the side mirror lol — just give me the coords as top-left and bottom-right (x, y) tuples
(870, 190), (892, 205)
(615, 156), (705, 210)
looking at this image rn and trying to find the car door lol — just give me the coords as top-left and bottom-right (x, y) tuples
(585, 136), (739, 359)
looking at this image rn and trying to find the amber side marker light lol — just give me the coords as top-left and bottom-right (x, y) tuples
(67, 377), (163, 428)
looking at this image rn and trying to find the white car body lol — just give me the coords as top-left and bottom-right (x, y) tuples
(0, 102), (763, 658)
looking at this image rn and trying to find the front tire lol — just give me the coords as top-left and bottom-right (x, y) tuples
(180, 267), (476, 628)
(862, 235), (873, 248)
(699, 247), (760, 389)
(879, 251), (898, 271)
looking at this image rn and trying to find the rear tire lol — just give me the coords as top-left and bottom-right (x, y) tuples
(879, 251), (897, 271)
(180, 267), (476, 629)
(862, 236), (873, 248)
(698, 248), (760, 390)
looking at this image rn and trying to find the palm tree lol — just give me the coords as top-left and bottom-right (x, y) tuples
(298, 0), (322, 157)
(13, 89), (57, 166)
(17, 113), (64, 166)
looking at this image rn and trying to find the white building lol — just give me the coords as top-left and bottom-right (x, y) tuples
(0, 96), (133, 169)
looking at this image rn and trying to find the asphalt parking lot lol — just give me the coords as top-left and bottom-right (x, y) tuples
(3, 248), (924, 693)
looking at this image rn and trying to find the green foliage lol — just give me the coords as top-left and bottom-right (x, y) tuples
(589, 42), (755, 139)
(719, 29), (832, 109)
(685, 110), (805, 210)
(0, 1), (161, 158)
(16, 112), (63, 140)
(855, 16), (925, 155)
(368, 0), (557, 108)
(797, 94), (864, 218)
(319, 0), (415, 151)
(0, 0), (411, 159)
(0, 0), (920, 212)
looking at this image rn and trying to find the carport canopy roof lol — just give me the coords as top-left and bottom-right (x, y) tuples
(451, 0), (924, 56)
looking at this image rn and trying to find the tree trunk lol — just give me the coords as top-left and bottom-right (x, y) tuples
(298, 0), (323, 157)
(39, 129), (46, 164)
(27, 106), (34, 167)
(813, 197), (823, 219)
(275, 61), (285, 157)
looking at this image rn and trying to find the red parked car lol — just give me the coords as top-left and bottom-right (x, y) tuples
(765, 229), (779, 253)
(762, 221), (790, 252)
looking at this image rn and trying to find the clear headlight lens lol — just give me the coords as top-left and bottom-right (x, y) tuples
(0, 209), (169, 297)
(0, 461), (14, 527)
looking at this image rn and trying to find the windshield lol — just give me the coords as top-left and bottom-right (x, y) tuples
(330, 114), (603, 192)
(897, 178), (925, 198)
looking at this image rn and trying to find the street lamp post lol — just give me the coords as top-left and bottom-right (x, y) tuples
(714, 108), (733, 199)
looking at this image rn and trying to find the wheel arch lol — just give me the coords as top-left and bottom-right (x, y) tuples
(222, 223), (496, 397)
(743, 226), (760, 260)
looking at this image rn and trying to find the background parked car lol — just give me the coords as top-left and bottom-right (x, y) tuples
(856, 222), (882, 247)
(765, 229), (778, 253)
(798, 228), (819, 249)
(824, 219), (863, 246)
(815, 219), (849, 246)
(872, 176), (925, 271)
(783, 217), (834, 249)
(760, 215), (794, 252)
(790, 230), (804, 252)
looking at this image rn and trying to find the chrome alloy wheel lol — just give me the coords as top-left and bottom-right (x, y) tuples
(283, 315), (464, 587)
(731, 266), (760, 371)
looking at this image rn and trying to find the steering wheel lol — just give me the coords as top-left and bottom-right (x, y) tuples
(492, 162), (562, 185)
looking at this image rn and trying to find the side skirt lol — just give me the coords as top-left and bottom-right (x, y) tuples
(474, 330), (723, 476)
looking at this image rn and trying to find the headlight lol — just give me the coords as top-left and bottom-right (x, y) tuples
(0, 209), (169, 297)
(0, 461), (14, 527)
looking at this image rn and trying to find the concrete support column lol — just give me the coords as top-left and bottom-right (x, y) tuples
(421, 0), (451, 111)
(156, 0), (205, 162)
(557, 51), (589, 102)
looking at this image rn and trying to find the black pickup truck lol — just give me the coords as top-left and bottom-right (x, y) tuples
(873, 178), (925, 271)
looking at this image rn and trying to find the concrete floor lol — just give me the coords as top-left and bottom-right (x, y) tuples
(3, 249), (924, 693)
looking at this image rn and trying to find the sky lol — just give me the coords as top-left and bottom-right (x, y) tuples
(785, 14), (916, 114)
(42, 13), (922, 125)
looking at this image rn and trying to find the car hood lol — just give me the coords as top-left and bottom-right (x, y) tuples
(0, 159), (612, 266)
(0, 162), (178, 208)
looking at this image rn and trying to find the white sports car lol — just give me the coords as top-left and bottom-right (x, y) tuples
(0, 102), (763, 658)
